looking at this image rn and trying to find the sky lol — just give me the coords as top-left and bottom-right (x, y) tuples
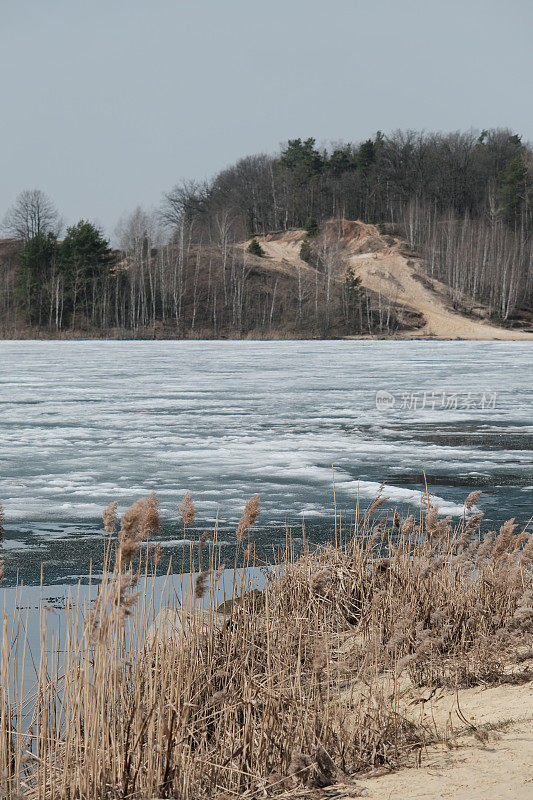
(1, 0), (532, 237)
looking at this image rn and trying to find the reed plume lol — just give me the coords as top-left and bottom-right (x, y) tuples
(178, 491), (197, 527)
(425, 504), (439, 534)
(195, 570), (210, 599)
(236, 493), (260, 540)
(118, 493), (160, 564)
(115, 572), (141, 622)
(102, 500), (118, 532)
(465, 490), (482, 510)
(400, 514), (414, 535)
(141, 492), (160, 537)
(467, 511), (484, 530)
(368, 491), (389, 516)
(492, 518), (517, 559)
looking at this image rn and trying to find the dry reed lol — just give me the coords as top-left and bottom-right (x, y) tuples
(236, 493), (260, 540)
(102, 500), (118, 533)
(465, 490), (482, 510)
(0, 487), (531, 799)
(118, 493), (160, 563)
(178, 492), (197, 527)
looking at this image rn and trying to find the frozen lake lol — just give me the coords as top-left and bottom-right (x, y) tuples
(0, 339), (532, 586)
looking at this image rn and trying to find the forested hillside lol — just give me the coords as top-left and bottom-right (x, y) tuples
(1, 128), (532, 338)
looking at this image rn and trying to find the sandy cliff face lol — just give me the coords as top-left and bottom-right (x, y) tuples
(253, 222), (533, 340)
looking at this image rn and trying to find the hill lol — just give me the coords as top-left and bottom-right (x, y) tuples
(2, 128), (533, 338)
(253, 222), (533, 340)
(1, 220), (533, 339)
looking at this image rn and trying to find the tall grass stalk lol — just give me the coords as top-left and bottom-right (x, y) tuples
(0, 489), (531, 798)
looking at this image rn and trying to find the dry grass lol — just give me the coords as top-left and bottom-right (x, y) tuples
(0, 489), (531, 799)
(178, 492), (197, 529)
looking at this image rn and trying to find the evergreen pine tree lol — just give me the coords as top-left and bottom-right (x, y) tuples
(59, 220), (114, 324)
(304, 217), (319, 237)
(247, 238), (265, 257)
(300, 239), (312, 263)
(498, 156), (528, 227)
(15, 232), (57, 322)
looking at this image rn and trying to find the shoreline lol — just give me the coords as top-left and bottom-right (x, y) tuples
(1, 333), (533, 342)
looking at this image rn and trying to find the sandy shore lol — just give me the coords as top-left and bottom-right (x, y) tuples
(357, 680), (533, 799)
(297, 679), (533, 800)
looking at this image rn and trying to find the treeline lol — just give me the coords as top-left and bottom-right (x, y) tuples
(401, 201), (533, 319)
(162, 129), (533, 319)
(166, 129), (531, 233)
(1, 128), (532, 336)
(0, 200), (413, 338)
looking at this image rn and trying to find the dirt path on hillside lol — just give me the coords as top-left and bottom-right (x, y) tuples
(246, 236), (318, 279)
(254, 231), (533, 341)
(347, 249), (533, 340)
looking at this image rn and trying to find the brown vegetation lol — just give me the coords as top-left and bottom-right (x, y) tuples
(3, 216), (532, 340)
(0, 490), (532, 798)
(0, 227), (422, 339)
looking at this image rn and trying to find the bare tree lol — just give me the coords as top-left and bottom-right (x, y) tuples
(115, 206), (165, 330)
(160, 179), (209, 229)
(115, 206), (163, 253)
(3, 189), (61, 241)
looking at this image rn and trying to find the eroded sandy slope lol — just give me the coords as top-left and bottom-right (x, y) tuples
(251, 225), (533, 340)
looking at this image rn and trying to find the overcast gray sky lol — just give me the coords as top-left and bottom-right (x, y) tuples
(2, 0), (532, 236)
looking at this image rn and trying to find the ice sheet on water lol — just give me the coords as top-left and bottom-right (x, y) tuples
(0, 340), (531, 584)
